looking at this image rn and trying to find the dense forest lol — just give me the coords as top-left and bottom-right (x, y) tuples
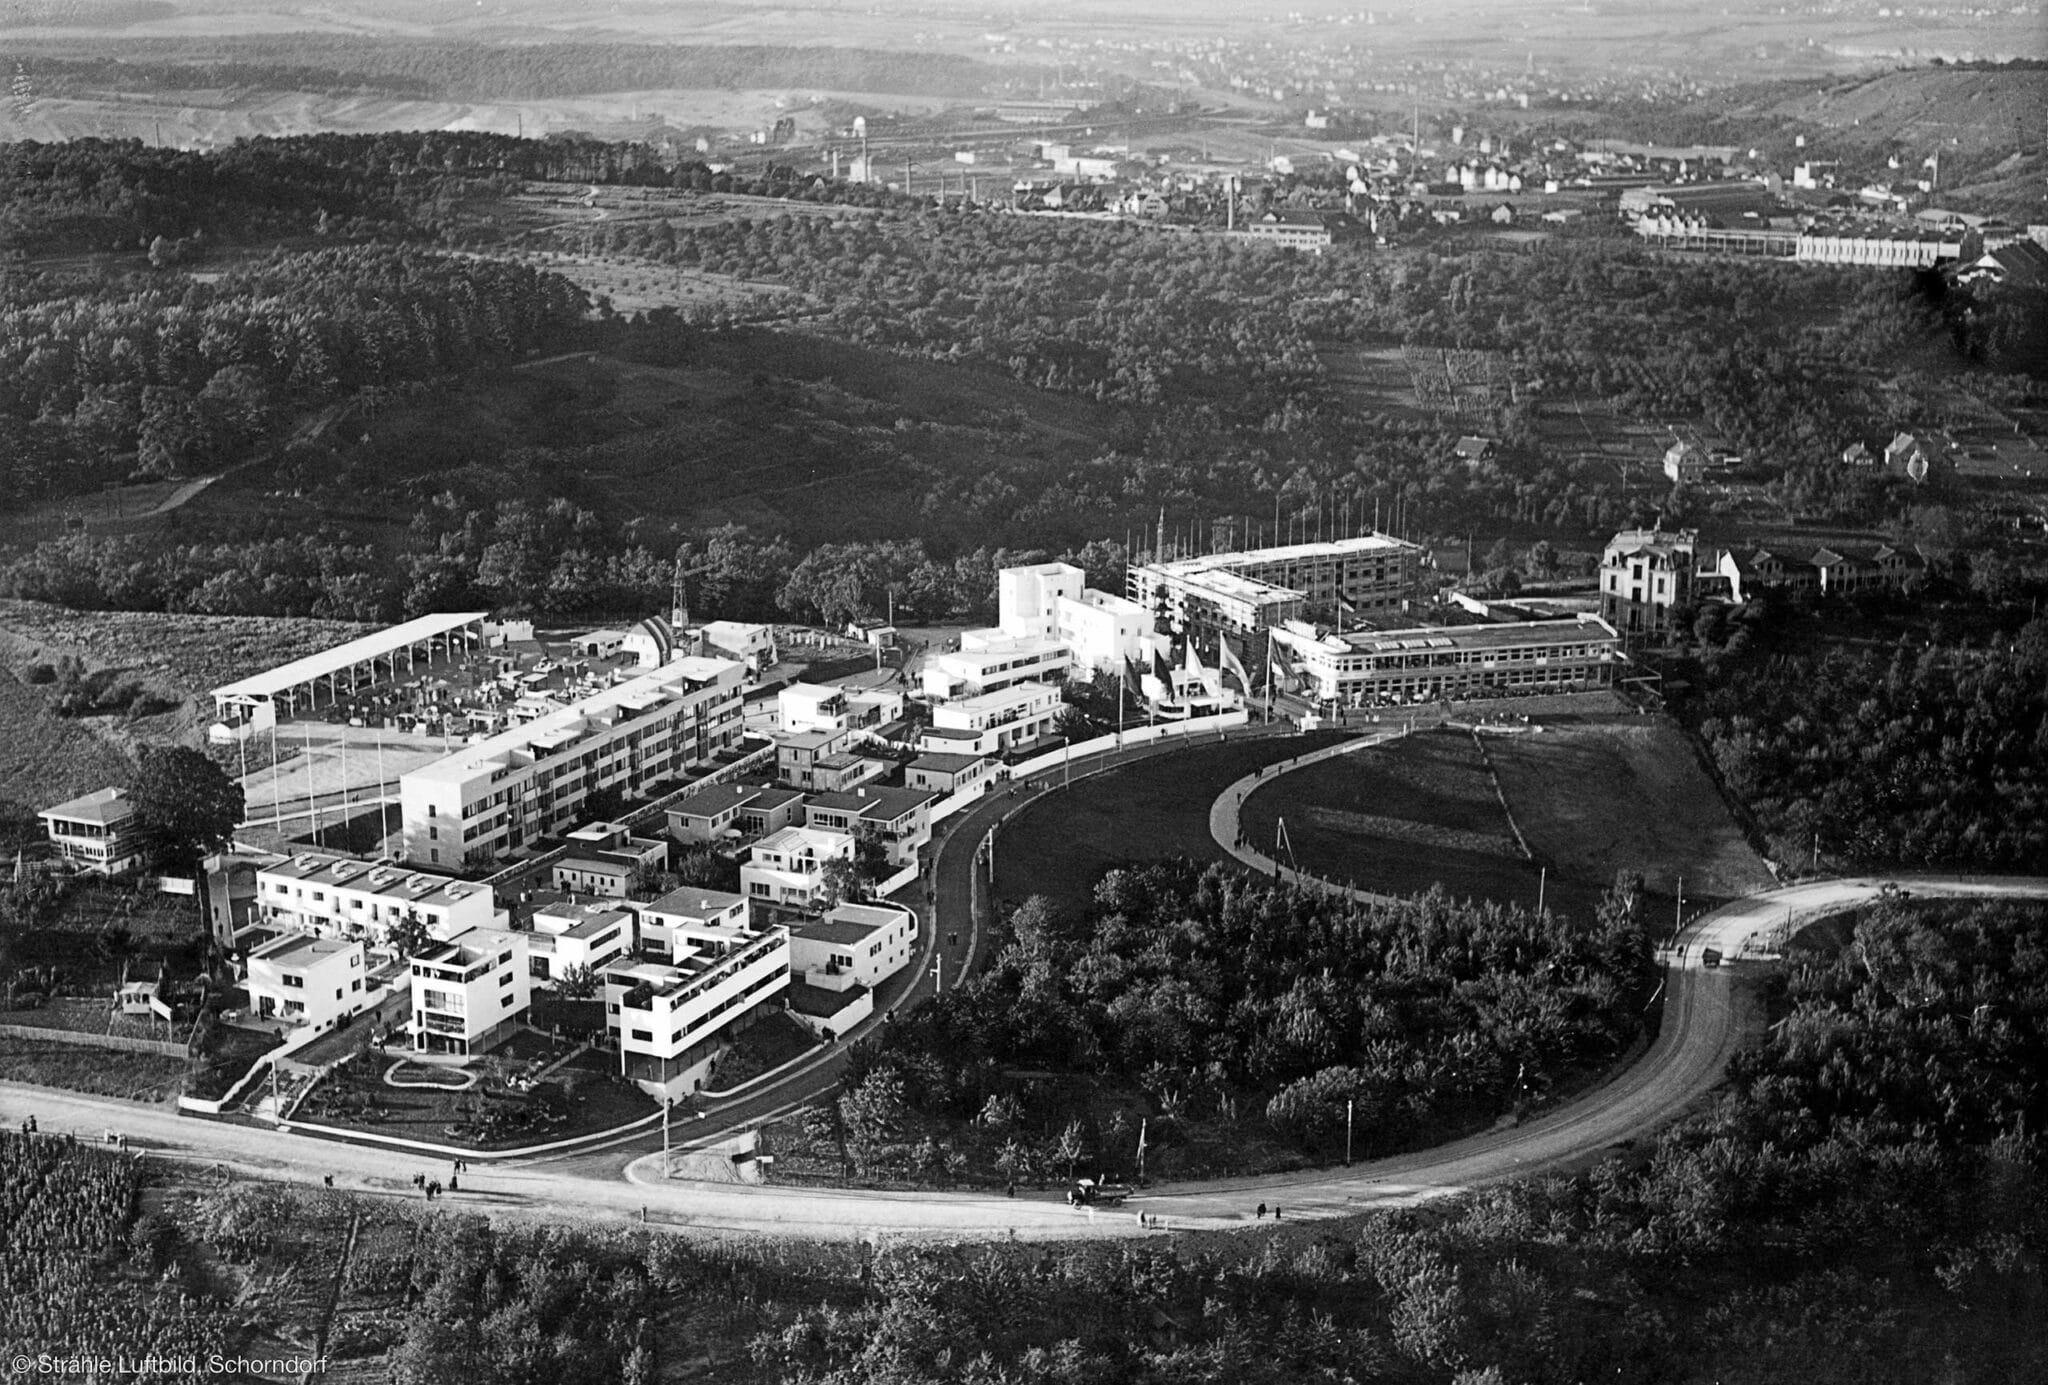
(1697, 614), (2048, 872)
(0, 243), (586, 506)
(825, 861), (1657, 1178)
(9, 897), (2043, 1382)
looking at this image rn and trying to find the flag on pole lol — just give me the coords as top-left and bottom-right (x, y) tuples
(1217, 636), (1254, 696)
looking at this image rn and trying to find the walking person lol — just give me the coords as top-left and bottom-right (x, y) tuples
(1256, 1202), (1267, 1220)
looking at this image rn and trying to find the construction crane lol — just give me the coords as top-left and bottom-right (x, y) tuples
(670, 553), (717, 629)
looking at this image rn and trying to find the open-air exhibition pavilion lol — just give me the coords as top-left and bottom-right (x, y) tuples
(209, 612), (492, 738)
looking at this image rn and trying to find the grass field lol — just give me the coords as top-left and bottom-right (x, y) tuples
(995, 730), (1351, 922)
(1486, 714), (1776, 906)
(1242, 713), (1774, 926)
(1240, 728), (1565, 914)
(0, 1035), (186, 1102)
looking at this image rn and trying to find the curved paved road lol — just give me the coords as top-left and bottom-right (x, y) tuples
(4, 721), (2044, 1238)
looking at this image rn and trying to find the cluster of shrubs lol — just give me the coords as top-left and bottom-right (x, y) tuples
(23, 656), (181, 719)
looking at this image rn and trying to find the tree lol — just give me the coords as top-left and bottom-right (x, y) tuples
(1053, 1118), (1086, 1181)
(130, 746), (243, 873)
(556, 963), (599, 999)
(837, 1068), (906, 1177)
(819, 855), (866, 909)
(385, 915), (432, 959)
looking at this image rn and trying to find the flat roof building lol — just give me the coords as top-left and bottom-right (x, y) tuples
(740, 826), (856, 915)
(408, 923), (531, 1055)
(256, 851), (499, 947)
(1272, 615), (1621, 707)
(399, 656), (746, 868)
(605, 924), (790, 1093)
(1131, 534), (1424, 640)
(210, 612), (491, 737)
(925, 682), (1063, 757)
(245, 931), (367, 1033)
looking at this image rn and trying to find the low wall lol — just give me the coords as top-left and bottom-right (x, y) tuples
(928, 779), (990, 824)
(0, 1022), (187, 1059)
(178, 1022), (326, 1116)
(1008, 709), (1249, 781)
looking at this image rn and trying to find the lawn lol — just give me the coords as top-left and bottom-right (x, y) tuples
(1486, 713), (1775, 908)
(293, 1047), (655, 1150)
(1242, 714), (1775, 926)
(995, 730), (1353, 921)
(1240, 728), (1560, 915)
(0, 1035), (186, 1103)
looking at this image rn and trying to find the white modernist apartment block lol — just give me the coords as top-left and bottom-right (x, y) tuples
(921, 682), (1063, 757)
(605, 924), (790, 1090)
(925, 563), (1151, 699)
(802, 785), (936, 870)
(525, 901), (636, 984)
(1272, 615), (1622, 707)
(1131, 535), (1424, 639)
(256, 852), (498, 947)
(408, 924), (532, 1055)
(1053, 587), (1154, 679)
(740, 826), (856, 913)
(399, 655), (746, 868)
(38, 787), (142, 876)
(244, 931), (367, 1032)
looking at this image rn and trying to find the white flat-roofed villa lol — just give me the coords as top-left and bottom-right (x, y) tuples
(244, 931), (367, 1032)
(740, 826), (856, 914)
(408, 924), (532, 1055)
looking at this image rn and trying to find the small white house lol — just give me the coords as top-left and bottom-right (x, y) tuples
(246, 931), (368, 1032)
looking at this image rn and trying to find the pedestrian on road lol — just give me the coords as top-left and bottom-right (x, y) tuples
(1256, 1202), (1267, 1220)
(1006, 1181), (1015, 1198)
(1273, 1206), (1282, 1221)
(449, 1175), (459, 1193)
(26, 1116), (34, 1133)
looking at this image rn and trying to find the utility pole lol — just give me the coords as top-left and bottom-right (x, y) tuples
(931, 956), (944, 996)
(1537, 865), (1546, 916)
(662, 1097), (673, 1168)
(1345, 1097), (1355, 1166)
